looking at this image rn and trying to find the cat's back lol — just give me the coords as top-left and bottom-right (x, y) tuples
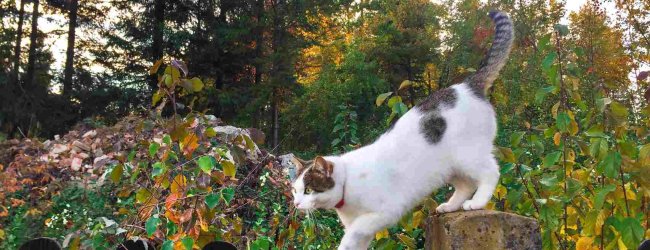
(425, 83), (496, 144)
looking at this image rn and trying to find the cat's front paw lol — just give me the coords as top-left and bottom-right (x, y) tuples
(436, 202), (460, 213)
(462, 200), (486, 211)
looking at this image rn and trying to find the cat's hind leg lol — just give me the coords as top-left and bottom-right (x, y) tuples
(436, 176), (475, 213)
(462, 156), (500, 210)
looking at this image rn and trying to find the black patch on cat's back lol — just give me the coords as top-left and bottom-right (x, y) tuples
(421, 115), (447, 144)
(417, 87), (457, 144)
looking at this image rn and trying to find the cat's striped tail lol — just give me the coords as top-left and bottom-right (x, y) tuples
(466, 11), (514, 97)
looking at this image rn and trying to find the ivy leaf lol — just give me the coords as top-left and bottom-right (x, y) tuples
(161, 240), (173, 250)
(393, 102), (408, 116)
(145, 216), (160, 237)
(616, 217), (645, 249)
(499, 163), (515, 175)
(540, 175), (558, 187)
(136, 188), (152, 203)
(152, 162), (165, 178)
(566, 178), (582, 198)
(205, 193), (220, 209)
(190, 77), (203, 92)
(594, 184), (616, 210)
(163, 135), (172, 145)
(396, 233), (416, 249)
(375, 92), (393, 106)
(387, 96), (402, 108)
(221, 187), (235, 205)
(585, 125), (605, 137)
(597, 152), (621, 179)
(542, 52), (557, 71)
(181, 237), (194, 250)
(222, 161), (236, 178)
(128, 150), (136, 162)
(543, 151), (562, 167)
(534, 86), (557, 104)
(198, 155), (215, 174)
(556, 112), (570, 132)
(509, 131), (525, 147)
(639, 144), (650, 165)
(149, 142), (160, 158)
(610, 101), (629, 121)
(110, 164), (124, 183)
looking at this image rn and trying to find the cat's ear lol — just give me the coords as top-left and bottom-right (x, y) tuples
(314, 156), (334, 177)
(290, 156), (311, 174)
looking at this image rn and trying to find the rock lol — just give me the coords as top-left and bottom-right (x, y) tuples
(71, 158), (83, 171)
(82, 130), (97, 138)
(72, 140), (91, 152)
(214, 126), (242, 142)
(42, 140), (53, 150)
(425, 210), (541, 250)
(51, 144), (69, 154)
(93, 155), (110, 168)
(279, 154), (297, 180)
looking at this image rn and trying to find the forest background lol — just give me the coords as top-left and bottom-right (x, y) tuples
(0, 0), (649, 249)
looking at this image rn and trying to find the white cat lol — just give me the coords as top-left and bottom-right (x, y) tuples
(290, 11), (514, 250)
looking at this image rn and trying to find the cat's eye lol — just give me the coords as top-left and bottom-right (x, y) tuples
(304, 187), (313, 194)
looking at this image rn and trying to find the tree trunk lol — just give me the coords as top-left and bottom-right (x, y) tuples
(271, 87), (279, 149)
(149, 0), (165, 92)
(269, 0), (285, 150)
(25, 0), (40, 89)
(10, 0), (26, 88)
(252, 0), (264, 129)
(63, 0), (78, 97)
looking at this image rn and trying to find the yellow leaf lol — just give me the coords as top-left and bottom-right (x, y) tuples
(136, 188), (152, 203)
(110, 164), (124, 183)
(222, 160), (236, 178)
(595, 210), (607, 235)
(69, 237), (81, 250)
(171, 174), (187, 193)
(399, 80), (413, 90)
(486, 201), (496, 210)
(646, 229), (650, 238)
(553, 132), (561, 146)
(625, 187), (636, 201)
(497, 147), (516, 163)
(494, 185), (507, 198)
(576, 237), (596, 250)
(617, 237), (628, 250)
(570, 119), (579, 135)
(551, 102), (560, 118)
(0, 229), (5, 240)
(411, 210), (425, 229)
(375, 229), (389, 240)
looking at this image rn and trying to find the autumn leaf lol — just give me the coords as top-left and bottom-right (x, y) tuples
(170, 175), (187, 193)
(376, 92), (393, 106)
(181, 133), (199, 158)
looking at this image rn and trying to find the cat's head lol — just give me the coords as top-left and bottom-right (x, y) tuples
(290, 156), (341, 210)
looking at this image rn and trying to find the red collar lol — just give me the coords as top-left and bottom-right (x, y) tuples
(335, 198), (345, 209)
(335, 184), (345, 209)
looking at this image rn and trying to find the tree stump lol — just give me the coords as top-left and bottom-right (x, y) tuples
(425, 210), (542, 250)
